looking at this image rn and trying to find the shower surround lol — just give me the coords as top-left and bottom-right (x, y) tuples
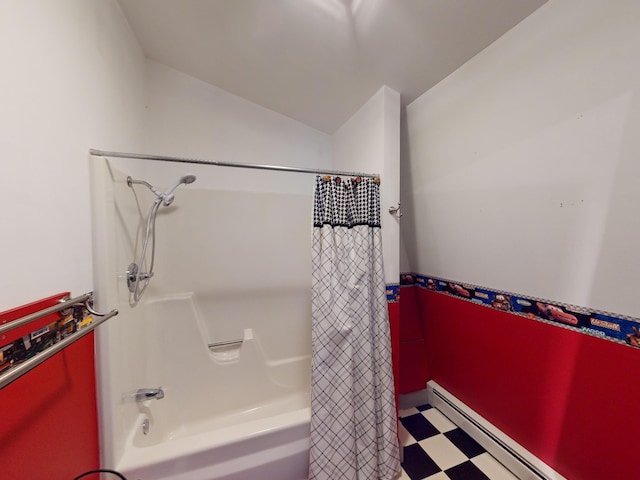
(90, 157), (315, 479)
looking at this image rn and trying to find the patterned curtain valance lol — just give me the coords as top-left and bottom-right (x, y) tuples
(313, 175), (381, 229)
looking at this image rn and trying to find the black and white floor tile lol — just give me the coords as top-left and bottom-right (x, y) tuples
(398, 404), (519, 480)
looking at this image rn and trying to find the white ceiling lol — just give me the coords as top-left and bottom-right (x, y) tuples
(118, 0), (547, 133)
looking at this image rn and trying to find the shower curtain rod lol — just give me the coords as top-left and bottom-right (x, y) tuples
(90, 149), (380, 179)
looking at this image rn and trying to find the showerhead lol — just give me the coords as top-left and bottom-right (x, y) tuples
(162, 173), (197, 206)
(181, 174), (196, 185)
(127, 174), (196, 206)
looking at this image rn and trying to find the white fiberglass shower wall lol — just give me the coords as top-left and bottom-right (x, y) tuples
(91, 156), (319, 478)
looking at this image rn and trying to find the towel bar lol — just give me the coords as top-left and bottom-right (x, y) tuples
(0, 307), (118, 390)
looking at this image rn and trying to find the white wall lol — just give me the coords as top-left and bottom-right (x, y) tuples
(142, 60), (332, 193)
(403, 0), (640, 316)
(0, 0), (146, 311)
(139, 63), (400, 285)
(332, 86), (401, 284)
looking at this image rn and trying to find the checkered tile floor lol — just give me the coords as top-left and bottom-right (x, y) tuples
(398, 404), (519, 480)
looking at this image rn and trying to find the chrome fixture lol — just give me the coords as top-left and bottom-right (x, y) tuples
(91, 149), (380, 179)
(388, 203), (402, 218)
(142, 418), (150, 435)
(127, 174), (196, 207)
(126, 263), (153, 293)
(208, 338), (244, 349)
(126, 174), (196, 306)
(135, 387), (165, 402)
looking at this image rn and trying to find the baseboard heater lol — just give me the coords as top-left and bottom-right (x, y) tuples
(426, 381), (567, 480)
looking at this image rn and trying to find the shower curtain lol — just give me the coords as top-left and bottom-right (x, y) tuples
(309, 175), (400, 480)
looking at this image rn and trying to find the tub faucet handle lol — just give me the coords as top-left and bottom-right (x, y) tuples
(135, 387), (165, 402)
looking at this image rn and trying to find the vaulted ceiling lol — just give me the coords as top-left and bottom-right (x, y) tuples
(118, 0), (547, 133)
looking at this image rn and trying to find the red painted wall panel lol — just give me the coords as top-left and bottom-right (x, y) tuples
(418, 288), (639, 480)
(0, 295), (99, 480)
(398, 339), (429, 394)
(398, 286), (430, 394)
(388, 301), (401, 404)
(399, 286), (423, 342)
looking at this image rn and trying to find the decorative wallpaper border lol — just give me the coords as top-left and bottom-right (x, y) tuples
(386, 284), (400, 303)
(400, 273), (640, 350)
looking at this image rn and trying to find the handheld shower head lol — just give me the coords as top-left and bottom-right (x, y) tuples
(161, 174), (197, 206)
(181, 174), (197, 185)
(126, 173), (196, 307)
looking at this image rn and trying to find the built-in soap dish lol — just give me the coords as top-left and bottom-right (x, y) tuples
(208, 328), (252, 363)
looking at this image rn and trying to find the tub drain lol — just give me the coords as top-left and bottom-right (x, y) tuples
(142, 418), (150, 435)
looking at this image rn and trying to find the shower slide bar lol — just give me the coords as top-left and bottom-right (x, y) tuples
(0, 293), (119, 390)
(90, 149), (380, 179)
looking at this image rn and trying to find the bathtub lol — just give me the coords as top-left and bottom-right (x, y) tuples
(115, 294), (312, 480)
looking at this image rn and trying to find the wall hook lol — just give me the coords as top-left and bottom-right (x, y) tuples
(388, 203), (402, 218)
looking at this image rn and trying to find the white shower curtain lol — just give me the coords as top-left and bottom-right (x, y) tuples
(309, 175), (400, 480)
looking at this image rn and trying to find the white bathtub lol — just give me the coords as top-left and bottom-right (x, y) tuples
(116, 294), (312, 480)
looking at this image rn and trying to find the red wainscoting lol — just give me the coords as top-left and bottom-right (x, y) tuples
(388, 300), (401, 405)
(0, 294), (99, 480)
(418, 288), (639, 480)
(398, 286), (429, 394)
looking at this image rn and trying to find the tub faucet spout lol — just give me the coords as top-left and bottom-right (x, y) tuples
(135, 387), (165, 402)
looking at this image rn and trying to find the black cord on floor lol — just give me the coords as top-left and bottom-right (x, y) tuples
(73, 469), (127, 480)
